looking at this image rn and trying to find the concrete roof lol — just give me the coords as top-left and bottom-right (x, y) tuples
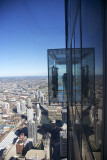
(25, 149), (45, 159)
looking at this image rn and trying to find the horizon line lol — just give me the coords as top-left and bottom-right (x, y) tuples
(0, 75), (48, 77)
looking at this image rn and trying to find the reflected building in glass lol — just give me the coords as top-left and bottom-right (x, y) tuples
(48, 49), (68, 105)
(48, 0), (107, 159)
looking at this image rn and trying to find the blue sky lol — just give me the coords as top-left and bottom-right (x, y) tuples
(0, 0), (65, 76)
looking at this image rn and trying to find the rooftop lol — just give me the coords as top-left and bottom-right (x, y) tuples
(25, 149), (45, 160)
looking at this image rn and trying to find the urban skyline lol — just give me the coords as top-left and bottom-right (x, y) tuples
(0, 0), (106, 159)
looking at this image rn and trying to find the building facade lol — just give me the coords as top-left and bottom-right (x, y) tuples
(48, 0), (107, 159)
(65, 0), (107, 159)
(48, 105), (62, 120)
(27, 108), (34, 121)
(60, 130), (67, 158)
(28, 120), (37, 146)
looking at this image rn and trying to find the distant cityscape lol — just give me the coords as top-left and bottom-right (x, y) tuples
(0, 75), (103, 160)
(0, 76), (68, 160)
(0, 0), (106, 159)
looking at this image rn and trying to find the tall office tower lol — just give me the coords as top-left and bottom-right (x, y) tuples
(27, 108), (34, 121)
(28, 119), (37, 146)
(27, 98), (31, 107)
(17, 102), (20, 113)
(64, 0), (106, 159)
(48, 49), (67, 105)
(33, 114), (37, 145)
(60, 130), (67, 158)
(47, 0), (107, 159)
(36, 103), (41, 121)
(28, 121), (33, 138)
(37, 90), (41, 98)
(62, 108), (67, 124)
(40, 96), (44, 105)
(43, 133), (51, 160)
(62, 73), (67, 91)
(81, 65), (89, 98)
(62, 73), (67, 102)
(21, 100), (26, 113)
(4, 102), (10, 114)
(52, 65), (58, 99)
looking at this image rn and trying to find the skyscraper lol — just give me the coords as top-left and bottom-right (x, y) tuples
(36, 103), (41, 123)
(17, 102), (20, 113)
(51, 65), (58, 99)
(60, 130), (67, 158)
(27, 108), (33, 121)
(4, 102), (10, 115)
(48, 0), (107, 159)
(27, 107), (37, 146)
(27, 98), (32, 107)
(40, 96), (44, 106)
(28, 119), (37, 146)
(21, 100), (26, 114)
(65, 0), (106, 159)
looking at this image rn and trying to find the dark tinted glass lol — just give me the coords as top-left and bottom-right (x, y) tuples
(81, 0), (103, 159)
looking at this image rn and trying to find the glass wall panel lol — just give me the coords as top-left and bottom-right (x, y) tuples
(73, 48), (95, 159)
(75, 11), (81, 118)
(66, 48), (73, 160)
(103, 1), (107, 159)
(72, 34), (75, 115)
(81, 0), (103, 159)
(65, 0), (105, 159)
(48, 49), (71, 105)
(81, 48), (95, 160)
(66, 0), (80, 48)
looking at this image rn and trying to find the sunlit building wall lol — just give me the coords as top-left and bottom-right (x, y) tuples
(27, 108), (33, 121)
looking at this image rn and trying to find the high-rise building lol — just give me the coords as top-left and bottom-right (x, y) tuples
(27, 108), (33, 121)
(28, 119), (37, 146)
(62, 108), (67, 124)
(64, 0), (107, 159)
(16, 102), (20, 113)
(36, 103), (41, 122)
(27, 98), (31, 107)
(43, 133), (51, 160)
(4, 102), (10, 114)
(37, 90), (41, 98)
(20, 100), (26, 113)
(48, 0), (107, 159)
(60, 130), (67, 158)
(51, 65), (58, 100)
(40, 96), (44, 106)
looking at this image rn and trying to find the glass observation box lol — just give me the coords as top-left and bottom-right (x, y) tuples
(48, 49), (70, 105)
(48, 48), (95, 106)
